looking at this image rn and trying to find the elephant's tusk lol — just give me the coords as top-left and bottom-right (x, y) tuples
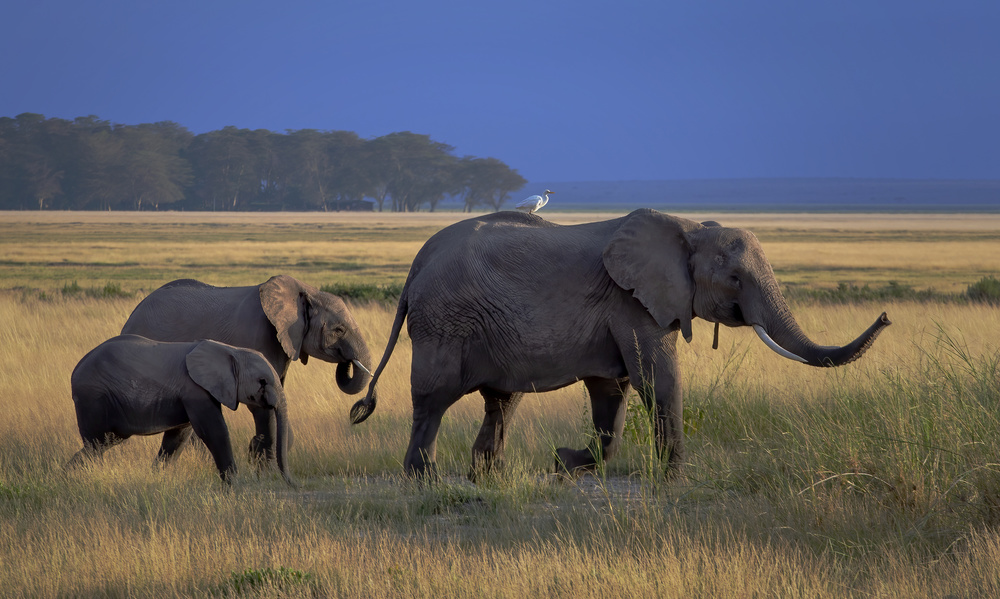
(753, 325), (808, 364)
(352, 359), (372, 377)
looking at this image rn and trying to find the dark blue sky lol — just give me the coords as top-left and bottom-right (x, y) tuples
(3, 1), (998, 182)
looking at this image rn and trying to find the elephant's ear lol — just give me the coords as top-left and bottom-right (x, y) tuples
(259, 275), (307, 361)
(602, 210), (696, 342)
(186, 341), (240, 411)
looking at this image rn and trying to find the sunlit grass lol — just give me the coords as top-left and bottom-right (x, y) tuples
(2, 211), (998, 294)
(4, 292), (1000, 596)
(2, 211), (999, 596)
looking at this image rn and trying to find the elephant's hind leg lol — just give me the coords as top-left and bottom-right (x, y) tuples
(65, 432), (128, 470)
(555, 377), (629, 474)
(404, 393), (463, 479)
(155, 426), (194, 467)
(469, 389), (524, 481)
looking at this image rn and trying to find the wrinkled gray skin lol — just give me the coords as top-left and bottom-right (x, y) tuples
(121, 275), (374, 467)
(67, 335), (295, 485)
(352, 209), (891, 480)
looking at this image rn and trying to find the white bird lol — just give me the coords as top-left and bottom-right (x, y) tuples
(515, 190), (553, 214)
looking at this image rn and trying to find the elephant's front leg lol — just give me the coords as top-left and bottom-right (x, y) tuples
(469, 389), (524, 481)
(247, 406), (295, 470)
(155, 426), (194, 466)
(634, 337), (684, 474)
(188, 403), (238, 482)
(555, 377), (629, 474)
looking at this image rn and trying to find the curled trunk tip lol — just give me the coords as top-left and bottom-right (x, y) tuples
(336, 359), (371, 395)
(812, 311), (891, 368)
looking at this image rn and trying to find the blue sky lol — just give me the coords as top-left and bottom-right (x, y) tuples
(3, 1), (998, 182)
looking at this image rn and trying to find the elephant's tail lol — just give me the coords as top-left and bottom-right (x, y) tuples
(350, 291), (408, 425)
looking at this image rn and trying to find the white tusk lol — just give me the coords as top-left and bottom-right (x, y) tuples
(753, 325), (808, 363)
(351, 359), (372, 377)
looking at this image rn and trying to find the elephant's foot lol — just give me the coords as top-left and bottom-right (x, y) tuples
(554, 447), (600, 477)
(468, 453), (505, 483)
(247, 434), (276, 472)
(404, 455), (440, 484)
(65, 448), (97, 470)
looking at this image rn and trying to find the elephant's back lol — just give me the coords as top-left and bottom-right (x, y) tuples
(72, 335), (190, 391)
(122, 281), (261, 341)
(404, 213), (621, 349)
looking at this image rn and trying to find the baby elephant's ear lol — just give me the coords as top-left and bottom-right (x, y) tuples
(186, 341), (240, 411)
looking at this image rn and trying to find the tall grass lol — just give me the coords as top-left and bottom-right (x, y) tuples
(2, 290), (999, 597)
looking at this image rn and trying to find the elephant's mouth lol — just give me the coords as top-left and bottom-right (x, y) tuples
(731, 302), (745, 325)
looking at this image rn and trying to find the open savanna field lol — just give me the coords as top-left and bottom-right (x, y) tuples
(1, 209), (999, 598)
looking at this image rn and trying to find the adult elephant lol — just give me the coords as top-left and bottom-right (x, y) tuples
(122, 274), (375, 466)
(351, 209), (890, 479)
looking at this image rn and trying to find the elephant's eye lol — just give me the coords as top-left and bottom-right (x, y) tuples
(259, 378), (267, 388)
(730, 275), (741, 289)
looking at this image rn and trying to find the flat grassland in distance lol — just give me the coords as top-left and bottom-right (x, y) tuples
(1, 210), (999, 597)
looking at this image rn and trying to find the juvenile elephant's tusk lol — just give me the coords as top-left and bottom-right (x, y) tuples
(753, 325), (808, 364)
(352, 359), (372, 377)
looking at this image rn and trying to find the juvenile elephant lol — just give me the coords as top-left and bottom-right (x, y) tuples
(67, 335), (294, 485)
(121, 275), (374, 467)
(352, 209), (891, 479)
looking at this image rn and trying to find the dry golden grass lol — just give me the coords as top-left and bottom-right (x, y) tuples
(1, 210), (999, 597)
(2, 210), (998, 293)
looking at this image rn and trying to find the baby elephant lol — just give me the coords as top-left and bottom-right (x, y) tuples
(67, 334), (295, 486)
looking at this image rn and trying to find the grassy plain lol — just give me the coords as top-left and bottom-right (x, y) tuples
(1, 210), (999, 597)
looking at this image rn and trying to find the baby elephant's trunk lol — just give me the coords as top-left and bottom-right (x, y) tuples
(273, 396), (296, 487)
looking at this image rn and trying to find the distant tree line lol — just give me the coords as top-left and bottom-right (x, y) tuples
(0, 113), (527, 212)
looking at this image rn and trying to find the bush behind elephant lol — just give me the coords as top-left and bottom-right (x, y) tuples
(353, 209), (890, 479)
(67, 335), (295, 485)
(121, 274), (375, 467)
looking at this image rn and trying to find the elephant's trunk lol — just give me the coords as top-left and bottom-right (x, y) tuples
(749, 279), (891, 368)
(273, 396), (296, 487)
(335, 335), (374, 395)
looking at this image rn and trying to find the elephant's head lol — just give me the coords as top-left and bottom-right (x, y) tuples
(603, 210), (890, 367)
(259, 274), (374, 395)
(185, 341), (295, 485)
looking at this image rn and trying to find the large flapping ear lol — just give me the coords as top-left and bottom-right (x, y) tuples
(185, 341), (240, 411)
(259, 275), (308, 361)
(602, 209), (696, 342)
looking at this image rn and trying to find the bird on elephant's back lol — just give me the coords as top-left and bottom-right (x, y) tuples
(121, 274), (376, 468)
(352, 209), (890, 480)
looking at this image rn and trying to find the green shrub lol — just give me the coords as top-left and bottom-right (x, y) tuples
(86, 282), (133, 299)
(61, 281), (84, 296)
(966, 275), (1000, 305)
(321, 282), (403, 303)
(785, 281), (942, 304)
(59, 281), (133, 299)
(217, 567), (316, 595)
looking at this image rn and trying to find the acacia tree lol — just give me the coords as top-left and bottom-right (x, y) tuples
(359, 135), (394, 212)
(79, 123), (191, 210)
(0, 113), (531, 213)
(0, 113), (72, 209)
(186, 127), (256, 210)
(458, 156), (527, 212)
(245, 129), (287, 209)
(288, 129), (333, 210)
(325, 130), (367, 210)
(120, 122), (192, 210)
(373, 132), (458, 212)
